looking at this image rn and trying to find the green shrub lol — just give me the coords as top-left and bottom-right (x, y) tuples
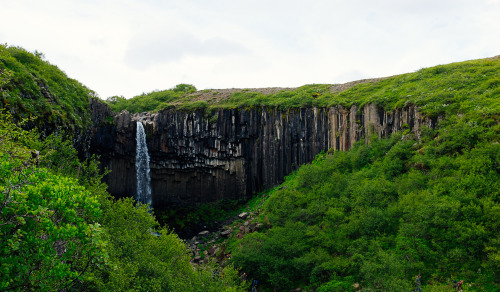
(230, 115), (500, 290)
(0, 110), (245, 292)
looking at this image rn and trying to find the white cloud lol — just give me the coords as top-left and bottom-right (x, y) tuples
(0, 0), (499, 98)
(124, 32), (251, 69)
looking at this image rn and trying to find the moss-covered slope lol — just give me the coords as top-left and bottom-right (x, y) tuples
(0, 44), (98, 132)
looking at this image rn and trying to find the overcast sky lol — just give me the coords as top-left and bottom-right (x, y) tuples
(1, 0), (499, 99)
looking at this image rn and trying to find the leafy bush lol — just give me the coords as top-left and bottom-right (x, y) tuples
(230, 116), (500, 290)
(172, 83), (197, 93)
(0, 113), (106, 291)
(0, 110), (245, 291)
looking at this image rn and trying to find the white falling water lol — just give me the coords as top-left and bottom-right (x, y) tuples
(136, 121), (152, 206)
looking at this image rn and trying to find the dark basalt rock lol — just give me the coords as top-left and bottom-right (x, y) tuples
(88, 100), (436, 209)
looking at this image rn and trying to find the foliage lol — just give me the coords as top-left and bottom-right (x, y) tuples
(0, 111), (245, 291)
(0, 164), (106, 291)
(3, 44), (500, 291)
(84, 198), (245, 291)
(0, 44), (97, 132)
(230, 115), (500, 291)
(0, 112), (106, 291)
(172, 83), (197, 93)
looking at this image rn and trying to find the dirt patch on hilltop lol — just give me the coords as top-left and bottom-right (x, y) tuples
(183, 77), (387, 104)
(328, 77), (386, 93)
(184, 87), (294, 103)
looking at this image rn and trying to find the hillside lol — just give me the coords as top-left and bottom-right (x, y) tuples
(103, 54), (500, 291)
(107, 56), (500, 121)
(0, 46), (246, 291)
(218, 59), (500, 290)
(0, 44), (97, 134)
(1, 45), (499, 291)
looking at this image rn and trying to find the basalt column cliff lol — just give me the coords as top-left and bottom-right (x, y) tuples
(89, 100), (435, 208)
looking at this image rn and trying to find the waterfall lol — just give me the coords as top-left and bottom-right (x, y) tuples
(136, 121), (152, 206)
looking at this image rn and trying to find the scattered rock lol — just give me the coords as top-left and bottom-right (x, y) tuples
(198, 230), (210, 236)
(254, 223), (263, 231)
(186, 199), (268, 267)
(208, 246), (216, 255)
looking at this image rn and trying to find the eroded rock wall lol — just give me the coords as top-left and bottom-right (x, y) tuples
(89, 101), (435, 208)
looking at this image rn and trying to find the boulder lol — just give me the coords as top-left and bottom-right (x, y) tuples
(198, 230), (210, 237)
(208, 246), (216, 255)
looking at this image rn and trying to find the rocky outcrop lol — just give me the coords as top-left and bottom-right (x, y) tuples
(89, 101), (436, 208)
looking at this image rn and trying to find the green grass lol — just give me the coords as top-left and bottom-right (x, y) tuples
(0, 45), (97, 132)
(106, 83), (197, 113)
(108, 57), (500, 122)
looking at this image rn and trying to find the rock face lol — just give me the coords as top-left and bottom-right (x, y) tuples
(89, 101), (436, 208)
